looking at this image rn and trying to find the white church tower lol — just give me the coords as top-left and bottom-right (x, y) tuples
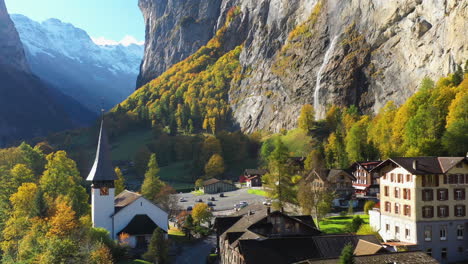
(86, 118), (117, 233)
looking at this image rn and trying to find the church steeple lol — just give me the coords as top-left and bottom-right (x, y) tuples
(87, 117), (117, 183)
(88, 116), (116, 233)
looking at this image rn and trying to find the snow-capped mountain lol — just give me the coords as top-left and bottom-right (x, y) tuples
(11, 14), (144, 112)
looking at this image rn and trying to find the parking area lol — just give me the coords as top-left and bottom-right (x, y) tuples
(174, 188), (267, 212)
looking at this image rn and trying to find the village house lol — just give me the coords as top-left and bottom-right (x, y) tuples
(350, 161), (381, 197)
(241, 169), (267, 187)
(215, 204), (384, 264)
(202, 178), (237, 194)
(369, 157), (468, 264)
(87, 119), (168, 249)
(306, 169), (355, 198)
(296, 251), (439, 264)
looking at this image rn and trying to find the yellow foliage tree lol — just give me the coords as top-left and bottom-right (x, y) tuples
(10, 182), (38, 218)
(192, 203), (213, 224)
(47, 199), (78, 237)
(298, 104), (315, 131)
(204, 154), (225, 178)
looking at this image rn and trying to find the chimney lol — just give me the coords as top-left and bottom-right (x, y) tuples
(412, 160), (418, 170)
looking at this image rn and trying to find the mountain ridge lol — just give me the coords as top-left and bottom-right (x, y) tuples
(11, 14), (144, 113)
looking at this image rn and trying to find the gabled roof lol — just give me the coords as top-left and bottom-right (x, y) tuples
(371, 157), (466, 175)
(114, 190), (141, 213)
(86, 119), (117, 182)
(350, 161), (381, 172)
(353, 239), (383, 255)
(238, 235), (383, 264)
(309, 169), (355, 182)
(117, 214), (165, 235)
(203, 178), (235, 187)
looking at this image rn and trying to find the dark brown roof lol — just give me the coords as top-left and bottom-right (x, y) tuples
(203, 178), (220, 186)
(238, 235), (383, 264)
(117, 214), (165, 235)
(244, 169), (268, 176)
(86, 119), (117, 182)
(309, 169), (355, 182)
(371, 157), (466, 175)
(114, 190), (141, 213)
(297, 251), (439, 264)
(214, 216), (242, 236)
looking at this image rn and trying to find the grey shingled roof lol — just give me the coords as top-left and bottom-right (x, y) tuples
(86, 119), (117, 182)
(114, 190), (141, 213)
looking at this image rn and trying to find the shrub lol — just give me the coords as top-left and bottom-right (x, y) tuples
(347, 216), (364, 233)
(364, 200), (376, 214)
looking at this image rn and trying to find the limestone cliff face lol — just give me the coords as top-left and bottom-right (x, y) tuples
(138, 0), (468, 132)
(0, 0), (29, 72)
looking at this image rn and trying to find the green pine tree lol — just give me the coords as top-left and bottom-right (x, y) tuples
(114, 167), (126, 195)
(143, 227), (168, 264)
(339, 243), (355, 264)
(141, 154), (165, 202)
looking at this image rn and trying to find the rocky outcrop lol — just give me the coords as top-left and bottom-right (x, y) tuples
(138, 0), (468, 132)
(0, 0), (29, 72)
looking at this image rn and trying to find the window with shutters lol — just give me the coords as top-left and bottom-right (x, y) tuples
(437, 189), (448, 201)
(391, 173), (395, 182)
(454, 189), (465, 200)
(395, 203), (400, 214)
(424, 226), (432, 241)
(458, 174), (465, 184)
(403, 188), (411, 200)
(405, 228), (410, 238)
(441, 248), (447, 259)
(455, 205), (466, 217)
(395, 226), (400, 236)
(385, 202), (391, 212)
(440, 226), (447, 241)
(406, 174), (412, 182)
(426, 248), (432, 256)
(422, 189), (433, 201)
(437, 206), (449, 218)
(422, 206), (434, 218)
(386, 224), (390, 232)
(397, 174), (403, 183)
(457, 225), (464, 239)
(394, 187), (400, 198)
(404, 205), (411, 216)
(384, 186), (389, 196)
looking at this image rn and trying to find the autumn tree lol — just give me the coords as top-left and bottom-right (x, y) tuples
(304, 149), (324, 172)
(345, 116), (376, 163)
(10, 164), (35, 190)
(143, 228), (168, 264)
(114, 167), (126, 195)
(368, 101), (398, 158)
(90, 244), (113, 264)
(298, 104), (315, 131)
(192, 203), (213, 225)
(195, 179), (204, 189)
(47, 199), (79, 237)
(297, 179), (335, 228)
(204, 154), (225, 179)
(141, 154), (165, 202)
(40, 151), (89, 216)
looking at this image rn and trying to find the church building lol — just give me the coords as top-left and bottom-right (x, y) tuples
(87, 119), (168, 248)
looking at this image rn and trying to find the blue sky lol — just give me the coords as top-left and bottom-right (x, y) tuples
(5, 0), (145, 44)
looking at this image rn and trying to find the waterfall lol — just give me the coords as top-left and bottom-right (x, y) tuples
(314, 35), (338, 120)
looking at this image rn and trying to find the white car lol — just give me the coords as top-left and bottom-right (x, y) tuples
(179, 197), (187, 202)
(263, 200), (271, 206)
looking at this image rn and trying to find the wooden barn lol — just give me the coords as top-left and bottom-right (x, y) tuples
(203, 178), (237, 194)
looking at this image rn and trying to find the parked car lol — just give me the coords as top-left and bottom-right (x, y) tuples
(219, 193), (225, 198)
(196, 198), (203, 202)
(179, 197), (187, 202)
(262, 200), (271, 206)
(187, 206), (193, 211)
(207, 201), (215, 206)
(210, 196), (216, 201)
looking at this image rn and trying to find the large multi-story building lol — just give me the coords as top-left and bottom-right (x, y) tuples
(350, 161), (381, 197)
(369, 157), (468, 263)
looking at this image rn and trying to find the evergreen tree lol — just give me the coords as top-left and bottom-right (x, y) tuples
(143, 228), (168, 264)
(141, 154), (165, 202)
(114, 167), (126, 195)
(339, 243), (355, 264)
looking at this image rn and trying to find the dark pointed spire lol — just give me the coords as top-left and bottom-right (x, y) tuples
(86, 115), (117, 182)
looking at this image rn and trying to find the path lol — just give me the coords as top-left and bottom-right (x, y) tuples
(172, 235), (217, 264)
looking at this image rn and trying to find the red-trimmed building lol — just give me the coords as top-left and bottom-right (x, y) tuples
(350, 161), (381, 197)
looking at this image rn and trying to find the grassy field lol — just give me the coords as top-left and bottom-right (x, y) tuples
(111, 129), (153, 160)
(247, 189), (268, 196)
(159, 162), (193, 182)
(318, 215), (369, 234)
